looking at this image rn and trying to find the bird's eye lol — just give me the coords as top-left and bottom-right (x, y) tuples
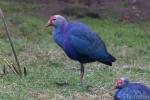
(53, 18), (56, 21)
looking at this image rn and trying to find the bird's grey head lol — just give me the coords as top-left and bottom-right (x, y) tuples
(45, 15), (67, 28)
(114, 77), (130, 89)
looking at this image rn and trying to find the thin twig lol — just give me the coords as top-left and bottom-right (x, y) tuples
(0, 8), (22, 77)
(4, 59), (16, 74)
(11, 64), (20, 75)
(23, 67), (27, 76)
(3, 64), (6, 74)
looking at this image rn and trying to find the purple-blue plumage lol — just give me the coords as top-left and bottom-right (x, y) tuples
(46, 15), (116, 84)
(114, 77), (150, 100)
(52, 16), (115, 65)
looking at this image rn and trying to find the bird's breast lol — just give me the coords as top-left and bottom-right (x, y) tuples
(63, 42), (78, 60)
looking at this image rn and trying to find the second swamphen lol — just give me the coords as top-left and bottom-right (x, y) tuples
(114, 77), (150, 100)
(45, 15), (116, 84)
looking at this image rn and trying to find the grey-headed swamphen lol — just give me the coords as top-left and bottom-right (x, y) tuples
(45, 15), (116, 84)
(114, 77), (150, 100)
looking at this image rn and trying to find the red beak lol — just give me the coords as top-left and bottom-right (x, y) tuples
(45, 16), (56, 27)
(113, 79), (122, 89)
(45, 17), (53, 27)
(113, 82), (118, 89)
(45, 21), (52, 27)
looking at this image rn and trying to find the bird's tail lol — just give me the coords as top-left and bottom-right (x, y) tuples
(100, 55), (116, 66)
(109, 54), (116, 62)
(98, 54), (116, 66)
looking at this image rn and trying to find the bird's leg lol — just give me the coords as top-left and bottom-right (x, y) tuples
(80, 63), (84, 85)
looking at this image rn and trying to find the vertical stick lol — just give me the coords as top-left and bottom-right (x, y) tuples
(0, 8), (22, 77)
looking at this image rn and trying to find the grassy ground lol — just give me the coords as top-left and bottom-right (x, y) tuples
(0, 1), (150, 100)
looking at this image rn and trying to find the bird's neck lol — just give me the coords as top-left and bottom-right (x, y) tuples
(52, 22), (68, 47)
(54, 21), (68, 32)
(119, 83), (129, 89)
(54, 22), (68, 35)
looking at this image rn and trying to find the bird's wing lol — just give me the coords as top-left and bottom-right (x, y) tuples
(135, 83), (150, 96)
(115, 87), (141, 100)
(69, 26), (110, 61)
(115, 85), (150, 100)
